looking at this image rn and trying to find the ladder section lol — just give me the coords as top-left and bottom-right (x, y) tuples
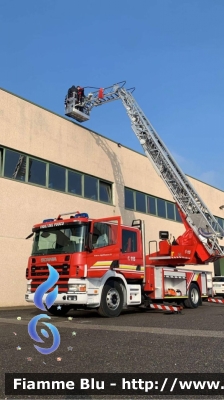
(82, 81), (127, 114)
(64, 82), (224, 257)
(115, 86), (224, 257)
(64, 82), (127, 121)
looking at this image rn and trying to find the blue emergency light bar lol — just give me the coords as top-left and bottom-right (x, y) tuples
(74, 213), (89, 218)
(43, 219), (54, 223)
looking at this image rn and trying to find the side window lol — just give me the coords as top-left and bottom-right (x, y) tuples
(92, 223), (109, 249)
(122, 230), (137, 253)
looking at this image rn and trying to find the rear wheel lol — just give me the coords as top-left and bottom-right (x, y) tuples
(47, 305), (70, 316)
(184, 283), (201, 308)
(98, 280), (124, 317)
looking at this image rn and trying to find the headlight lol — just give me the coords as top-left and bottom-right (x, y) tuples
(68, 284), (79, 291)
(27, 284), (31, 292)
(68, 284), (86, 292)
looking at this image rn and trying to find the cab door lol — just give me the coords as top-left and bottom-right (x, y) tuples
(87, 216), (121, 277)
(119, 228), (143, 275)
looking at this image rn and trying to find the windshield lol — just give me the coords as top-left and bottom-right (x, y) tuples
(32, 224), (88, 255)
(212, 277), (224, 282)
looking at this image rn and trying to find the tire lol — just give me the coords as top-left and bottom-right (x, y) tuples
(184, 283), (201, 309)
(98, 280), (124, 317)
(47, 305), (70, 316)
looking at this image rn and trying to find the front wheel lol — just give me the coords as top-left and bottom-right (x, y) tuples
(98, 280), (124, 317)
(184, 283), (201, 308)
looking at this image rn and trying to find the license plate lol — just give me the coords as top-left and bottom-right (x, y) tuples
(213, 284), (221, 287)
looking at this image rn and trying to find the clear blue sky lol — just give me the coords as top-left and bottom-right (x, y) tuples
(1, 0), (224, 190)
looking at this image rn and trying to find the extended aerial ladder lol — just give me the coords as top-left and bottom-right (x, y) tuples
(64, 81), (224, 262)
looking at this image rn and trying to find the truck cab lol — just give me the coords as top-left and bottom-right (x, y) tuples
(25, 212), (144, 316)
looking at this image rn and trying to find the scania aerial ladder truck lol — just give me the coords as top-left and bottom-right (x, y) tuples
(25, 82), (224, 317)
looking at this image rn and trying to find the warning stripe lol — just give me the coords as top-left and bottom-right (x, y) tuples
(186, 273), (194, 290)
(186, 272), (200, 291)
(150, 304), (182, 312)
(91, 263), (144, 271)
(119, 265), (144, 271)
(88, 268), (143, 274)
(208, 298), (224, 304)
(93, 261), (112, 266)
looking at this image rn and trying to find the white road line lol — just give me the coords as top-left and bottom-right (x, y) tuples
(0, 317), (224, 338)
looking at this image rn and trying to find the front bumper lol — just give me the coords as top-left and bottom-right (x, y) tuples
(213, 291), (224, 296)
(25, 291), (100, 307)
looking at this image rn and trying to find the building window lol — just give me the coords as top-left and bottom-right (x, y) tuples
(68, 170), (82, 196)
(1, 146), (113, 205)
(28, 158), (46, 186)
(216, 217), (223, 229)
(157, 198), (166, 218)
(49, 164), (65, 191)
(175, 205), (182, 223)
(0, 148), (3, 176)
(125, 188), (134, 210)
(122, 229), (137, 253)
(99, 180), (112, 203)
(167, 202), (175, 220)
(4, 149), (26, 181)
(147, 196), (156, 215)
(84, 175), (98, 200)
(136, 191), (146, 213)
(125, 187), (183, 223)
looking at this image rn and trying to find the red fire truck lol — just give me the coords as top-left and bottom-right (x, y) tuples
(25, 82), (224, 317)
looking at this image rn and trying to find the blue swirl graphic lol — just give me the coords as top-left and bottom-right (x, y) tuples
(34, 264), (59, 311)
(28, 314), (60, 355)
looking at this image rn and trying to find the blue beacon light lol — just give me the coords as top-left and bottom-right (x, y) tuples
(74, 213), (89, 218)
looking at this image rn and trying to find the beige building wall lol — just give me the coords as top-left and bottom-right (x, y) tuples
(0, 88), (224, 307)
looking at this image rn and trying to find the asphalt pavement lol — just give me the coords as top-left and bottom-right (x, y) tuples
(1, 302), (224, 399)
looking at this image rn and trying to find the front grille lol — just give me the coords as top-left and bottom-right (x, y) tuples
(31, 264), (69, 277)
(31, 279), (68, 293)
(30, 265), (69, 293)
